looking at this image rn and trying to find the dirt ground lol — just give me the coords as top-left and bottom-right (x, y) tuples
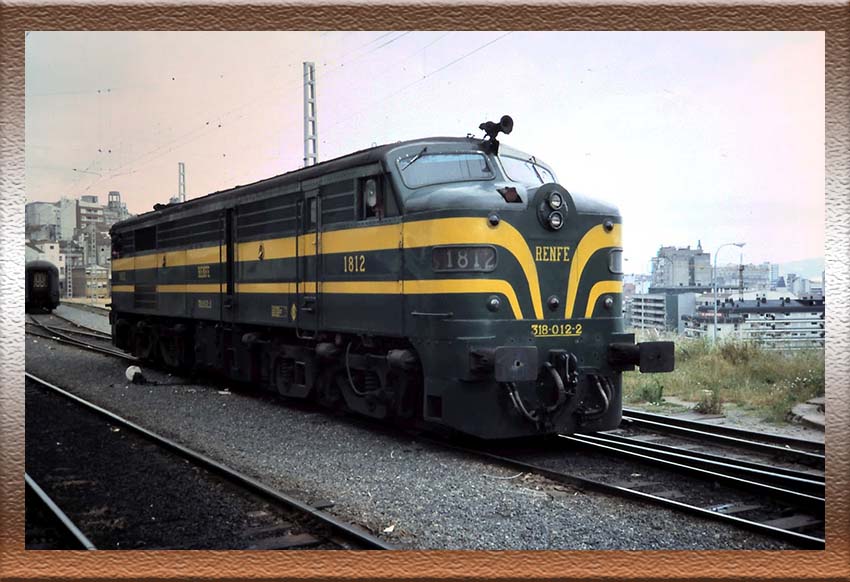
(629, 396), (824, 443)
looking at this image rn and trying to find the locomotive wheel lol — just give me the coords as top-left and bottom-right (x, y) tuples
(132, 325), (156, 361)
(159, 334), (180, 368)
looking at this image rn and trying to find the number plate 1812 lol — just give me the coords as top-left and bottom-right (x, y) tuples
(432, 246), (497, 272)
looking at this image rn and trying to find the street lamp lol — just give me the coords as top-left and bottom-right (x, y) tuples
(713, 242), (746, 343)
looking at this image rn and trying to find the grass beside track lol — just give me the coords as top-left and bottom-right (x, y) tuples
(622, 332), (824, 423)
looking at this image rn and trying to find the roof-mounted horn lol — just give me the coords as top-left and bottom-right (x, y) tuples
(479, 115), (513, 154)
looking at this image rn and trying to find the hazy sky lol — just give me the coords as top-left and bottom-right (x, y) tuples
(25, 31), (824, 271)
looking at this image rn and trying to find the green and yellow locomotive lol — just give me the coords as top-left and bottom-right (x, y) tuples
(110, 117), (673, 439)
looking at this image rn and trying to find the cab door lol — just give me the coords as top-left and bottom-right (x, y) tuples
(219, 207), (236, 323)
(295, 189), (320, 338)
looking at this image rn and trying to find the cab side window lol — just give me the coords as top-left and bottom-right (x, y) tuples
(359, 176), (383, 220)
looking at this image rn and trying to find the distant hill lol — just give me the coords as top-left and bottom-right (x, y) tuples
(780, 257), (824, 280)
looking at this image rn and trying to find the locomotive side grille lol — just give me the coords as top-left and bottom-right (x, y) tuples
(238, 194), (299, 239)
(320, 179), (356, 225)
(114, 231), (135, 256)
(157, 211), (222, 248)
(133, 284), (158, 309)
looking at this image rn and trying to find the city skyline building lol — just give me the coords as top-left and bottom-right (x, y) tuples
(25, 191), (133, 295)
(650, 242), (711, 289)
(682, 295), (824, 350)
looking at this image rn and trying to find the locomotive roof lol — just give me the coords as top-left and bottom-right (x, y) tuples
(114, 136), (517, 230)
(26, 259), (59, 273)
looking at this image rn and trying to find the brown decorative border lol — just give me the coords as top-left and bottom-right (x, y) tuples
(2, 5), (848, 581)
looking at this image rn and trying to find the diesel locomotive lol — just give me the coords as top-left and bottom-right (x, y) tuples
(109, 117), (674, 439)
(26, 260), (61, 313)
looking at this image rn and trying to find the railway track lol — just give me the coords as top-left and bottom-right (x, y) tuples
(27, 311), (825, 549)
(457, 410), (825, 548)
(564, 434), (823, 530)
(31, 322), (111, 342)
(47, 311), (112, 339)
(446, 436), (824, 549)
(25, 473), (97, 550)
(572, 432), (824, 493)
(26, 314), (134, 361)
(620, 408), (825, 467)
(25, 372), (393, 550)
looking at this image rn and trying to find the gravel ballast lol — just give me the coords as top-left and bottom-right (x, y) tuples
(26, 380), (347, 550)
(25, 320), (795, 550)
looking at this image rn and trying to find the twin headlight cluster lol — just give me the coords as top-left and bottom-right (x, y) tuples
(540, 191), (565, 230)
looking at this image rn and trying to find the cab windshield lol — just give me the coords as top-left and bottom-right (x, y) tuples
(397, 152), (494, 189)
(500, 155), (556, 186)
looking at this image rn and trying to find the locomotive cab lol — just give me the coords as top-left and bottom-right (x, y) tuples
(384, 121), (674, 438)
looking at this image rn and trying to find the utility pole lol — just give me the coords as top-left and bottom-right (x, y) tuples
(65, 263), (72, 298)
(303, 62), (318, 167)
(178, 161), (186, 202)
(738, 257), (745, 301)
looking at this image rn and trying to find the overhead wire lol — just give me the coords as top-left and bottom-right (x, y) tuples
(232, 30), (499, 186)
(70, 32), (429, 195)
(53, 31), (497, 198)
(200, 32), (455, 187)
(321, 32), (513, 138)
(69, 31), (406, 194)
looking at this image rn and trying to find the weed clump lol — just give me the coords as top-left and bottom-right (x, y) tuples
(636, 379), (664, 404)
(718, 340), (761, 365)
(693, 388), (723, 415)
(622, 335), (824, 424)
(675, 336), (710, 364)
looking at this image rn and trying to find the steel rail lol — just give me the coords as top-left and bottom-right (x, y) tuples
(25, 372), (394, 550)
(620, 414), (825, 466)
(594, 431), (824, 483)
(26, 316), (135, 361)
(35, 323), (112, 341)
(570, 433), (825, 499)
(48, 311), (112, 338)
(25, 326), (133, 361)
(433, 440), (824, 549)
(25, 473), (97, 550)
(622, 408), (824, 453)
(564, 434), (823, 511)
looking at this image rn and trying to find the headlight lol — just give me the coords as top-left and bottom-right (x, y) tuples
(537, 189), (570, 230)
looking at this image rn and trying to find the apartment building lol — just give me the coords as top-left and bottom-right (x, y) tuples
(628, 292), (697, 333)
(682, 294), (824, 349)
